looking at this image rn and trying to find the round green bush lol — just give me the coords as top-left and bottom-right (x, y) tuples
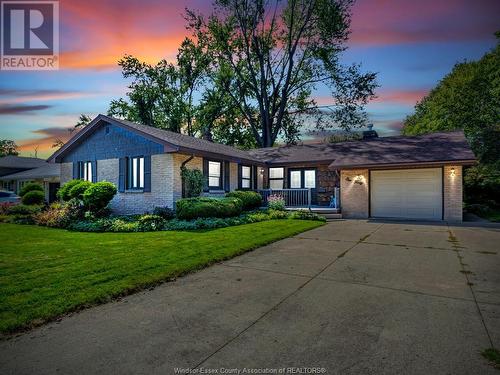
(57, 179), (84, 201)
(82, 181), (117, 212)
(19, 182), (43, 197)
(226, 190), (262, 210)
(68, 180), (92, 200)
(21, 190), (45, 205)
(176, 197), (243, 220)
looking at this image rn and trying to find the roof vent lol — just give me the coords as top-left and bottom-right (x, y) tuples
(362, 124), (378, 140)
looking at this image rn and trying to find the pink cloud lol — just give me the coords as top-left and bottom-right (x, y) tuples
(350, 0), (500, 45)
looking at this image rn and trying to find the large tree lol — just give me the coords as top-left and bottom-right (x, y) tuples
(186, 0), (377, 147)
(402, 32), (500, 167)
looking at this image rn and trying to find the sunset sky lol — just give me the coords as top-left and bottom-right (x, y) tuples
(0, 0), (499, 158)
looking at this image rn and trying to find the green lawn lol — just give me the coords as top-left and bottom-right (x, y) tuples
(0, 220), (323, 334)
(481, 208), (500, 222)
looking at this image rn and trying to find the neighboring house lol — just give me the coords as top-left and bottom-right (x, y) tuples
(48, 114), (476, 222)
(0, 163), (61, 202)
(0, 156), (61, 202)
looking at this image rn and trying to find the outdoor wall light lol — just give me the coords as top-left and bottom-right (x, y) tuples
(354, 175), (364, 185)
(450, 168), (456, 177)
(259, 168), (265, 176)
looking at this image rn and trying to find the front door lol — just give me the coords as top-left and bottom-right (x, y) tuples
(48, 182), (60, 203)
(288, 168), (317, 205)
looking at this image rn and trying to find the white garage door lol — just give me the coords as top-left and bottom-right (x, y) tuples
(371, 168), (442, 220)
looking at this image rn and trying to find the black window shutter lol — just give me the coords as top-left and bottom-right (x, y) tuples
(143, 155), (152, 192)
(253, 165), (258, 189)
(237, 164), (242, 189)
(92, 161), (97, 182)
(73, 162), (79, 179)
(224, 161), (230, 192)
(202, 158), (209, 192)
(118, 158), (126, 192)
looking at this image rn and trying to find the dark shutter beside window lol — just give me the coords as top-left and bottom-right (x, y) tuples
(118, 157), (126, 192)
(92, 161), (97, 182)
(237, 165), (242, 189)
(144, 155), (151, 192)
(224, 161), (230, 192)
(253, 166), (258, 189)
(73, 162), (79, 179)
(202, 158), (209, 192)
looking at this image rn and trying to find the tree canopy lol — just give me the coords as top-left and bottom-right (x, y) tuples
(402, 32), (500, 167)
(108, 0), (376, 148)
(0, 140), (19, 157)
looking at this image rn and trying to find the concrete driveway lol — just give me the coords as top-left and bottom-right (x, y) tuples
(1, 220), (499, 374)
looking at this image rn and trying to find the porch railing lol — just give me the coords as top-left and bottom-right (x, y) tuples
(258, 189), (311, 208)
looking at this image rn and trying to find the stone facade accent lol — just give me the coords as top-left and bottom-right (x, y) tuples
(444, 165), (463, 222)
(60, 162), (72, 185)
(340, 169), (369, 218)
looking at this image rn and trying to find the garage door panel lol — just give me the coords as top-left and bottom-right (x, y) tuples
(371, 168), (442, 220)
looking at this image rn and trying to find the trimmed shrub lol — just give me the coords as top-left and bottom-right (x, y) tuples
(57, 179), (84, 201)
(19, 182), (43, 197)
(82, 181), (117, 212)
(7, 204), (42, 216)
(68, 180), (92, 200)
(152, 206), (175, 220)
(109, 219), (139, 232)
(21, 190), (45, 205)
(267, 194), (286, 211)
(176, 197), (243, 220)
(268, 209), (290, 220)
(226, 190), (262, 210)
(137, 214), (166, 231)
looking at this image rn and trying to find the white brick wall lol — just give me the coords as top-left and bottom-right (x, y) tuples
(60, 162), (72, 185)
(340, 169), (369, 219)
(444, 165), (463, 222)
(95, 154), (174, 215)
(230, 162), (238, 190)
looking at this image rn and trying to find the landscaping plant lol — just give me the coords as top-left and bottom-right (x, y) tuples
(57, 179), (84, 201)
(176, 197), (243, 220)
(82, 181), (117, 212)
(181, 167), (204, 198)
(267, 194), (286, 211)
(226, 190), (262, 210)
(21, 190), (45, 205)
(19, 182), (43, 197)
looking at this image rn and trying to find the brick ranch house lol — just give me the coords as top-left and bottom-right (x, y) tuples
(48, 114), (476, 222)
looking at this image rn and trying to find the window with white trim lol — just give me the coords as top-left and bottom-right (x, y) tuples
(241, 166), (251, 189)
(127, 156), (144, 189)
(208, 161), (222, 189)
(269, 167), (284, 189)
(78, 161), (92, 182)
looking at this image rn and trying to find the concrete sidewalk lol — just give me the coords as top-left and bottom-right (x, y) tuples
(1, 220), (499, 374)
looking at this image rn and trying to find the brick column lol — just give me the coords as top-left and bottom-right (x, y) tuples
(340, 169), (369, 218)
(443, 165), (463, 222)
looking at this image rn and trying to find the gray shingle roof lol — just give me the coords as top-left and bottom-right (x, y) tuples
(0, 155), (47, 169)
(249, 131), (476, 168)
(49, 115), (476, 169)
(0, 163), (60, 180)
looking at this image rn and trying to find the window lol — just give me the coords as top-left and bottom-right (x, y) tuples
(304, 170), (316, 188)
(290, 170), (301, 189)
(83, 161), (92, 182)
(127, 156), (144, 189)
(208, 161), (222, 189)
(288, 169), (316, 189)
(241, 166), (251, 189)
(269, 167), (284, 189)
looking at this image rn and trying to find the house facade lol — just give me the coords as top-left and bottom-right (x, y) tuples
(48, 115), (476, 222)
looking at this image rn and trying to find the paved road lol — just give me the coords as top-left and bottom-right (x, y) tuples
(1, 220), (499, 374)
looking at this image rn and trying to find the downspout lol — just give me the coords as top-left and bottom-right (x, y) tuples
(180, 155), (194, 198)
